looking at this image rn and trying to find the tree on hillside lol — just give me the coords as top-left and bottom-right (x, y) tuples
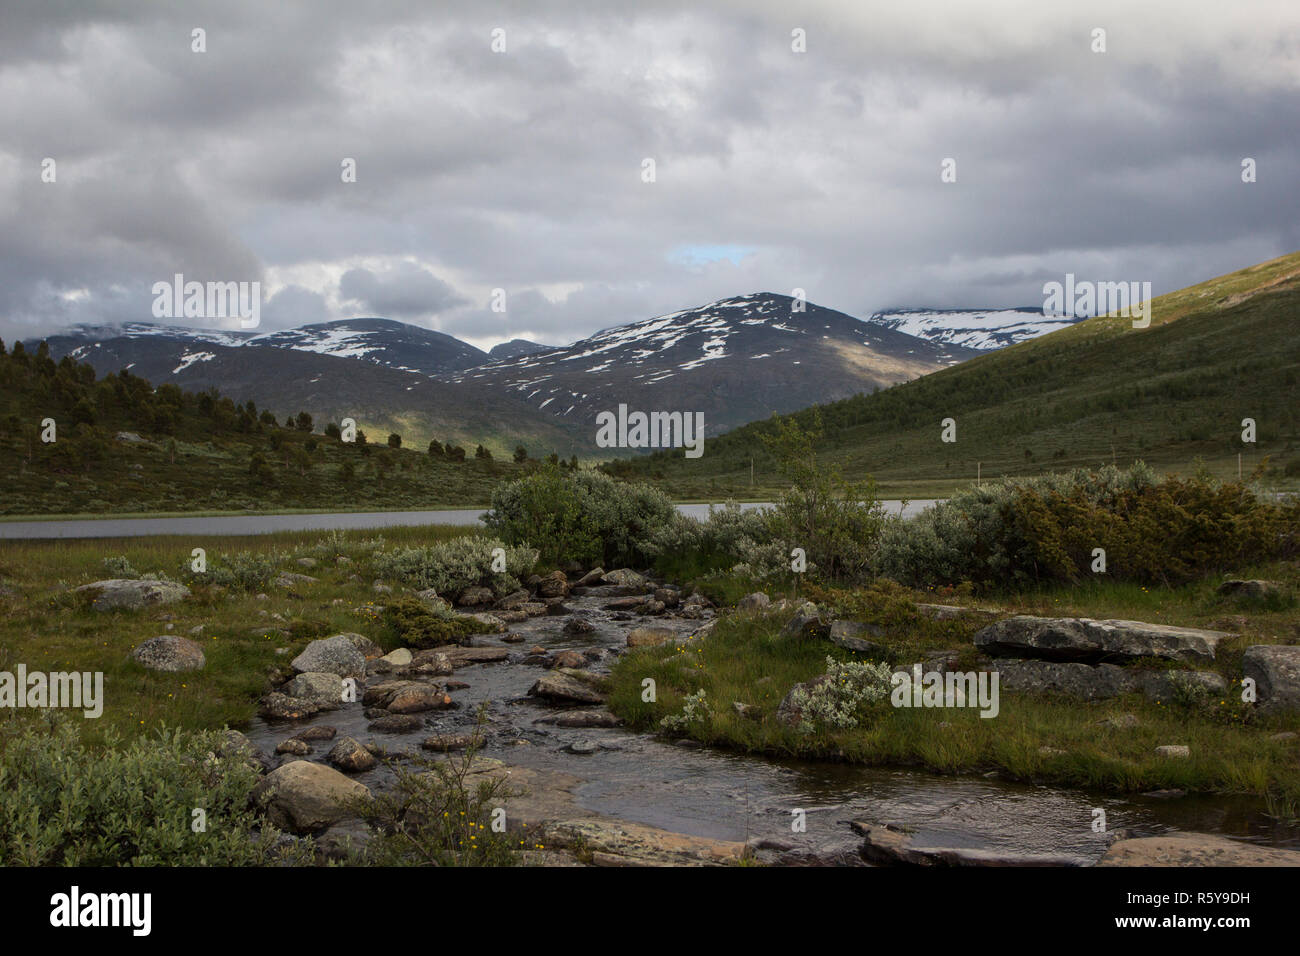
(388, 433), (402, 449)
(475, 444), (491, 460)
(513, 445), (527, 463)
(295, 411), (313, 432)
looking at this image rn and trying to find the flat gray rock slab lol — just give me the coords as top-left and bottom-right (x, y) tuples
(974, 616), (1230, 664)
(994, 660), (1226, 702)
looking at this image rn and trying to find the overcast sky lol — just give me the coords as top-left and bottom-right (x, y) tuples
(1, 0), (1297, 350)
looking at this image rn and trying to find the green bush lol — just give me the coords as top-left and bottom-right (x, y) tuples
(875, 463), (1299, 590)
(484, 464), (674, 567)
(382, 596), (494, 649)
(196, 550), (287, 592)
(0, 719), (310, 866)
(371, 535), (535, 596)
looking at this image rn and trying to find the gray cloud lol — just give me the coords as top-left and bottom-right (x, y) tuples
(1, 0), (1297, 350)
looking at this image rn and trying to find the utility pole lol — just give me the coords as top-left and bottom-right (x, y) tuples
(977, 462), (981, 487)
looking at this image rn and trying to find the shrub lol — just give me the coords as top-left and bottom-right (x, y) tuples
(0, 719), (310, 866)
(484, 464), (675, 567)
(659, 689), (712, 733)
(786, 656), (893, 734)
(761, 414), (885, 584)
(197, 550), (287, 592)
(382, 596), (494, 649)
(370, 535), (535, 596)
(875, 463), (1298, 590)
(101, 555), (139, 578)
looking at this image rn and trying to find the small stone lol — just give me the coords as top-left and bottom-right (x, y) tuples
(276, 738), (312, 755)
(1154, 745), (1190, 758)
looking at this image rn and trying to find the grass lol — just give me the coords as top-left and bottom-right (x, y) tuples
(606, 562), (1300, 807)
(606, 250), (1300, 499)
(0, 525), (475, 743)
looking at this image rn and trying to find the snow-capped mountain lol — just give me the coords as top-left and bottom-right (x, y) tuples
(52, 318), (487, 377)
(453, 293), (978, 435)
(867, 308), (1082, 350)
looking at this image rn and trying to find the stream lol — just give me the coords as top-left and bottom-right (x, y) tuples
(243, 586), (1300, 865)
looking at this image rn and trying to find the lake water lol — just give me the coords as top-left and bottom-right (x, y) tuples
(0, 500), (940, 539)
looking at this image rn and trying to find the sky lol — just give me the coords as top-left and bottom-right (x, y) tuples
(1, 0), (1297, 351)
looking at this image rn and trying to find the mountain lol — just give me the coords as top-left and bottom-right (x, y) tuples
(48, 318), (487, 377)
(39, 327), (589, 458)
(489, 338), (552, 361)
(453, 293), (978, 436)
(605, 252), (1300, 496)
(867, 308), (1082, 350)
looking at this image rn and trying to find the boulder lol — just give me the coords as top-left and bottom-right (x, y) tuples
(496, 589), (531, 610)
(290, 635), (366, 680)
(251, 760), (370, 833)
(915, 603), (999, 622)
(291, 725), (338, 742)
(465, 612), (506, 632)
(276, 738), (311, 756)
(550, 650), (586, 669)
(779, 602), (826, 640)
(737, 592), (771, 612)
(130, 635), (205, 672)
(974, 616), (1229, 664)
(775, 675), (834, 728)
(438, 646), (509, 666)
(1243, 645), (1300, 714)
(457, 586), (494, 607)
(408, 649), (454, 675)
(273, 572), (318, 590)
(258, 692), (322, 721)
(602, 569), (649, 589)
(852, 821), (1082, 867)
(575, 568), (606, 588)
(995, 660), (1226, 702)
(1217, 579), (1286, 600)
(328, 737), (378, 773)
(536, 571), (569, 599)
(827, 621), (889, 657)
(563, 617), (596, 635)
(421, 734), (477, 752)
(544, 709), (622, 728)
(75, 579), (190, 612)
(627, 626), (675, 648)
(521, 602), (549, 617)
(529, 669), (607, 705)
(367, 714), (425, 734)
(362, 680), (453, 713)
(283, 672), (344, 709)
(378, 647), (412, 667)
(340, 632), (384, 659)
(1098, 832), (1300, 867)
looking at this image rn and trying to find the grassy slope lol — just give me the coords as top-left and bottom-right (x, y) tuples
(605, 252), (1300, 498)
(0, 348), (540, 515)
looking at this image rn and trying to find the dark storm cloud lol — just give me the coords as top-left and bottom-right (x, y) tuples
(1, 0), (1297, 348)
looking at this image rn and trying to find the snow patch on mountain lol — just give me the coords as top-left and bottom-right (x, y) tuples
(866, 308), (1081, 350)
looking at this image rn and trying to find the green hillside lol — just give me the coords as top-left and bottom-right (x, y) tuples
(605, 252), (1300, 498)
(0, 342), (570, 516)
